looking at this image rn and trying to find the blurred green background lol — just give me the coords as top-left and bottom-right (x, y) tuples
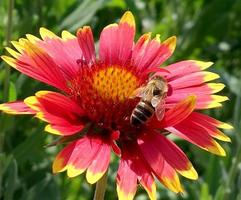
(0, 0), (240, 199)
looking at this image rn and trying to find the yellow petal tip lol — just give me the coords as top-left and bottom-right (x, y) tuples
(67, 165), (84, 178)
(218, 123), (233, 130)
(163, 36), (177, 52)
(45, 124), (61, 135)
(208, 83), (225, 93)
(120, 11), (135, 28)
(1, 56), (17, 68)
(195, 61), (214, 70)
(207, 141), (227, 156)
(204, 72), (220, 82)
(39, 27), (58, 40)
(61, 30), (76, 40)
(86, 170), (105, 185)
(178, 166), (198, 180)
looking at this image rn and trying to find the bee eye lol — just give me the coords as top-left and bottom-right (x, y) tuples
(153, 89), (160, 96)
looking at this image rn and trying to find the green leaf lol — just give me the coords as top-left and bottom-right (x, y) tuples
(200, 183), (213, 200)
(3, 158), (18, 200)
(21, 175), (60, 200)
(8, 81), (17, 101)
(59, 0), (107, 31)
(214, 185), (225, 200)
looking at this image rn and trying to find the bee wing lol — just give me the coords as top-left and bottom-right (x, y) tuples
(155, 98), (166, 121)
(151, 95), (161, 107)
(151, 93), (166, 121)
(129, 86), (154, 101)
(129, 87), (146, 99)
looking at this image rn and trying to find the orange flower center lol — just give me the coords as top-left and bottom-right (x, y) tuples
(92, 66), (138, 102)
(70, 65), (141, 129)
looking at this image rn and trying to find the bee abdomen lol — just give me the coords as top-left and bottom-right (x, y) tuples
(130, 101), (154, 126)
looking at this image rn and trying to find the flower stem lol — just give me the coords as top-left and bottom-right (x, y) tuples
(93, 171), (108, 200)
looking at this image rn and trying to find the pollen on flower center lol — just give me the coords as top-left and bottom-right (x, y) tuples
(92, 66), (138, 102)
(69, 65), (140, 128)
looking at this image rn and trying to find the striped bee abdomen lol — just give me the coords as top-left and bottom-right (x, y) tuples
(130, 101), (155, 126)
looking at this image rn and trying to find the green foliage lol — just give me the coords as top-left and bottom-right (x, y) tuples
(0, 0), (241, 199)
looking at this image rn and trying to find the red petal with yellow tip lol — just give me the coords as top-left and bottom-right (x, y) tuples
(25, 91), (85, 135)
(99, 12), (135, 66)
(187, 112), (231, 142)
(0, 101), (35, 115)
(130, 151), (156, 200)
(37, 29), (81, 78)
(77, 26), (95, 64)
(67, 135), (103, 177)
(137, 133), (164, 176)
(168, 119), (227, 156)
(150, 95), (196, 128)
(117, 157), (137, 200)
(166, 93), (228, 109)
(138, 172), (156, 200)
(158, 161), (183, 193)
(132, 35), (176, 75)
(191, 112), (233, 130)
(140, 131), (197, 179)
(165, 60), (213, 79)
(168, 71), (219, 89)
(15, 41), (68, 91)
(86, 141), (111, 184)
(52, 140), (77, 173)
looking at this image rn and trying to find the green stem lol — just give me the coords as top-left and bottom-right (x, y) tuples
(93, 171), (108, 200)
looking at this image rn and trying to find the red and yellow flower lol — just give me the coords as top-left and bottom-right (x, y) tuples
(0, 11), (232, 200)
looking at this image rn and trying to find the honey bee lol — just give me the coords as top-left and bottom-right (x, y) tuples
(130, 76), (168, 126)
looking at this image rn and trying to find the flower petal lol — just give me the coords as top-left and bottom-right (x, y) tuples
(67, 135), (102, 177)
(139, 173), (156, 200)
(165, 60), (213, 80)
(191, 112), (233, 130)
(133, 35), (176, 74)
(77, 26), (95, 64)
(121, 143), (157, 200)
(139, 131), (198, 180)
(52, 140), (77, 173)
(137, 133), (164, 178)
(149, 95), (196, 128)
(165, 60), (227, 109)
(166, 94), (228, 109)
(168, 71), (220, 89)
(0, 101), (35, 115)
(168, 119), (227, 156)
(86, 141), (111, 184)
(99, 11), (135, 66)
(131, 154), (156, 200)
(158, 161), (183, 193)
(37, 28), (82, 79)
(117, 157), (137, 200)
(2, 39), (68, 92)
(24, 91), (85, 135)
(187, 112), (231, 142)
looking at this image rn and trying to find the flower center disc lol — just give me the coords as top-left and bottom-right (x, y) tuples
(71, 65), (140, 129)
(92, 66), (138, 102)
